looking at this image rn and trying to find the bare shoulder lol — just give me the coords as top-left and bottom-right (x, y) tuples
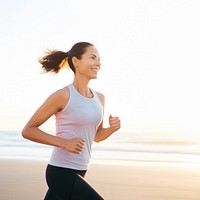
(49, 87), (69, 99)
(56, 86), (70, 97)
(95, 91), (105, 106)
(47, 87), (70, 112)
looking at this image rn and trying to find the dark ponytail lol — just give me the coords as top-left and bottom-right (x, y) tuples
(39, 50), (68, 74)
(39, 42), (94, 74)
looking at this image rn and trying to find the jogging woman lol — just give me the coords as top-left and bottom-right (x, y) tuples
(22, 42), (121, 199)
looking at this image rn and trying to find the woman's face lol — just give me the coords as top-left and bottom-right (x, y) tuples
(74, 46), (101, 80)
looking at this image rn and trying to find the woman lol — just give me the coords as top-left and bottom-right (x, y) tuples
(22, 42), (121, 200)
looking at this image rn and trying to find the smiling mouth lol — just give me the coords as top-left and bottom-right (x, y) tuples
(91, 68), (99, 73)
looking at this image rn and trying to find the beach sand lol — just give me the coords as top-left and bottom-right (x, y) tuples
(1, 159), (200, 200)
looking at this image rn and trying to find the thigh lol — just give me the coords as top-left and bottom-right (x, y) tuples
(71, 175), (104, 200)
(44, 189), (63, 200)
(45, 165), (77, 200)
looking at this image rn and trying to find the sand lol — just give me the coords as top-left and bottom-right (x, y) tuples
(1, 159), (200, 200)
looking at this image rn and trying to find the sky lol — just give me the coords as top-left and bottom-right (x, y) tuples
(0, 0), (200, 139)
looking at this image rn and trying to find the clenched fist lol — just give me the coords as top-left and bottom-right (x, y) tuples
(109, 114), (121, 132)
(62, 138), (85, 154)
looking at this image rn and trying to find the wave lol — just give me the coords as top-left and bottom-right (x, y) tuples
(1, 131), (200, 165)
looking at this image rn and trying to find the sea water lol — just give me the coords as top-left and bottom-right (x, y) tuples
(1, 131), (200, 167)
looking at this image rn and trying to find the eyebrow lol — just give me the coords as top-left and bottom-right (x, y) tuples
(90, 54), (97, 57)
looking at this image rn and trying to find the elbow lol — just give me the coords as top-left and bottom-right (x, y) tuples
(94, 137), (101, 143)
(21, 126), (29, 139)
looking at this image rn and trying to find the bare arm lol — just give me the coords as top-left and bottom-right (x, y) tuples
(94, 93), (121, 143)
(22, 88), (85, 154)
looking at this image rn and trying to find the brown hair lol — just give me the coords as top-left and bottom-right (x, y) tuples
(39, 42), (94, 74)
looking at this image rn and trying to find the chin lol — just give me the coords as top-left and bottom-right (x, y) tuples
(90, 75), (98, 79)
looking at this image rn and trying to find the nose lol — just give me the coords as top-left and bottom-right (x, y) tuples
(96, 59), (101, 67)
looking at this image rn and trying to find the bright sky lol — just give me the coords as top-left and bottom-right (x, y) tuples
(0, 0), (200, 138)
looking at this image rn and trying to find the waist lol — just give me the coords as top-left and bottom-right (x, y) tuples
(49, 146), (91, 170)
(46, 164), (87, 177)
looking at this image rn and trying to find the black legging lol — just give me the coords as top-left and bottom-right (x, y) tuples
(44, 164), (104, 200)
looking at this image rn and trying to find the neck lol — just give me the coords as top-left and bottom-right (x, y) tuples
(73, 78), (93, 98)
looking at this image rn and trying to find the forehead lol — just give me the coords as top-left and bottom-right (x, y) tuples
(84, 46), (99, 56)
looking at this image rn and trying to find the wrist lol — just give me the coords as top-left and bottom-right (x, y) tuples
(107, 126), (116, 133)
(108, 125), (120, 133)
(56, 137), (67, 148)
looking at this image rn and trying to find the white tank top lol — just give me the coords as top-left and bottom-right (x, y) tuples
(49, 84), (103, 170)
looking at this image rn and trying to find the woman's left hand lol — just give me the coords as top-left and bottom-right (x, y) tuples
(109, 114), (121, 132)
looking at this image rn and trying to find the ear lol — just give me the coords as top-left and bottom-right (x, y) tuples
(72, 56), (80, 68)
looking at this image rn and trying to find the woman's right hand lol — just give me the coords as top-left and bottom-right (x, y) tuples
(62, 138), (85, 154)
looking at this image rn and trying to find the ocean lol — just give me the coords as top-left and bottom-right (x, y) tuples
(1, 130), (200, 167)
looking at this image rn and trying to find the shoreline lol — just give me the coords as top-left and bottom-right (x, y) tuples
(1, 158), (200, 200)
(1, 156), (200, 168)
